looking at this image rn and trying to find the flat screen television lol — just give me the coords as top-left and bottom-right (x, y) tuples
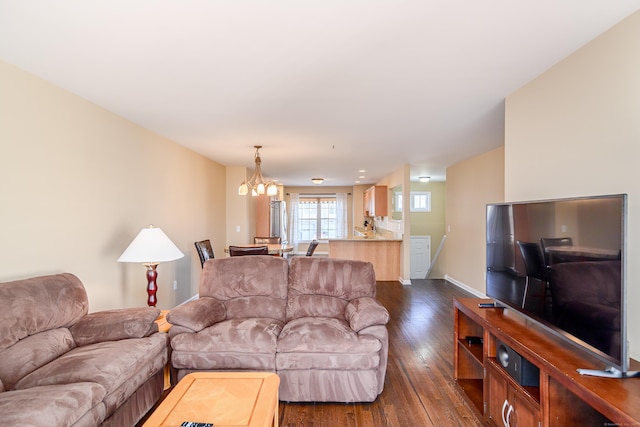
(486, 194), (636, 377)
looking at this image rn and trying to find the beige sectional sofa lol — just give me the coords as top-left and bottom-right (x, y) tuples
(167, 256), (390, 403)
(0, 273), (168, 427)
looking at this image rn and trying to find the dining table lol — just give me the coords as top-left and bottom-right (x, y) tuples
(545, 245), (620, 264)
(224, 243), (294, 256)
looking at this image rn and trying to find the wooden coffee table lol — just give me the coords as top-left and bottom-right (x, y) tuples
(143, 372), (280, 427)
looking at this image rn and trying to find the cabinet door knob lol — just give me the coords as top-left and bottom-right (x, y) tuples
(506, 404), (514, 427)
(501, 400), (509, 426)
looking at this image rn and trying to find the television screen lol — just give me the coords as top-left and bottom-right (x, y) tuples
(486, 194), (627, 373)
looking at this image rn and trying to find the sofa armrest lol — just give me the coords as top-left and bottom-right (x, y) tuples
(166, 297), (226, 332)
(345, 297), (390, 332)
(69, 307), (160, 346)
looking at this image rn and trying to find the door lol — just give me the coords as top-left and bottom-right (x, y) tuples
(410, 236), (431, 279)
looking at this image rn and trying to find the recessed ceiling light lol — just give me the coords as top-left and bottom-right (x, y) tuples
(418, 176), (431, 183)
(311, 178), (324, 185)
(359, 175), (365, 179)
(359, 169), (366, 173)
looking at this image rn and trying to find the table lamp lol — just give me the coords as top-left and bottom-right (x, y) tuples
(117, 225), (184, 306)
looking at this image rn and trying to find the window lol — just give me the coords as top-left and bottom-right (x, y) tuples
(393, 192), (431, 212)
(296, 196), (338, 241)
(411, 192), (431, 212)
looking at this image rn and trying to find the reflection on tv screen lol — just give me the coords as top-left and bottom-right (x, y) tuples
(486, 195), (625, 368)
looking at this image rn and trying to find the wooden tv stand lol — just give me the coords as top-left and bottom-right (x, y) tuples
(453, 298), (640, 426)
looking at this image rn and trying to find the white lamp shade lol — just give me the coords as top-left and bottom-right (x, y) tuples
(117, 226), (184, 264)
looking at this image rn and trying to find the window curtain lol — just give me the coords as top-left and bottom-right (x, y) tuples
(336, 192), (348, 238)
(288, 193), (300, 250)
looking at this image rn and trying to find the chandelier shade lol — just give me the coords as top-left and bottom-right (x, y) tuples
(239, 145), (278, 196)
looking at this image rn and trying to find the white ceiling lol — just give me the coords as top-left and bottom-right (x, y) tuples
(1, 1), (638, 186)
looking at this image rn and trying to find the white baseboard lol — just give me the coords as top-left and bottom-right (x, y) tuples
(444, 274), (486, 298)
(399, 276), (412, 285)
(177, 294), (199, 306)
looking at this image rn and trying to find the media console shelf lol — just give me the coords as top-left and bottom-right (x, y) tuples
(454, 298), (640, 426)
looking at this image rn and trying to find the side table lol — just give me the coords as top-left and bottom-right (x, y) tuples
(155, 310), (172, 390)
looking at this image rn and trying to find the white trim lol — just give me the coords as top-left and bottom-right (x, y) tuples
(444, 274), (486, 298)
(399, 276), (412, 285)
(180, 294), (200, 305)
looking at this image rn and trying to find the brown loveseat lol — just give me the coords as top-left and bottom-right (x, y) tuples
(167, 256), (389, 402)
(0, 273), (168, 427)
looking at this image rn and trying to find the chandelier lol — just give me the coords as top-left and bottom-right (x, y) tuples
(238, 145), (278, 196)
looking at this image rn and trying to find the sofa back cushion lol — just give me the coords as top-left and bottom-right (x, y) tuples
(0, 273), (88, 352)
(287, 257), (376, 321)
(199, 256), (288, 322)
(0, 273), (88, 389)
(0, 329), (75, 390)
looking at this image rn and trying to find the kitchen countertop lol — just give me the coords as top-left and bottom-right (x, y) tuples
(329, 228), (403, 242)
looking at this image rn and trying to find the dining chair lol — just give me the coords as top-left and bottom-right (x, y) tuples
(228, 245), (269, 256)
(540, 237), (573, 267)
(517, 241), (548, 309)
(194, 239), (215, 268)
(305, 240), (319, 256)
(254, 236), (281, 244)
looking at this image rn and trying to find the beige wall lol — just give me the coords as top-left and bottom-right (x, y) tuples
(225, 166), (257, 247)
(504, 11), (640, 360)
(0, 60), (226, 311)
(444, 146), (505, 294)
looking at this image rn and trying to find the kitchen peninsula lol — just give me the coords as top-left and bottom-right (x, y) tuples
(328, 229), (402, 281)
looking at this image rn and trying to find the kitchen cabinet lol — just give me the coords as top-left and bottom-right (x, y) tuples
(328, 239), (400, 281)
(363, 185), (387, 217)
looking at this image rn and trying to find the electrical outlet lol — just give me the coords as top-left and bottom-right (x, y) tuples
(236, 225), (241, 232)
(173, 280), (178, 291)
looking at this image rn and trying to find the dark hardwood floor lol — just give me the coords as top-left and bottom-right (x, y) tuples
(278, 279), (484, 427)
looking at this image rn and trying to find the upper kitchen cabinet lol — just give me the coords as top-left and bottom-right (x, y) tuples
(363, 185), (388, 217)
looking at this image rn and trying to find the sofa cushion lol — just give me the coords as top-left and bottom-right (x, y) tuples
(0, 382), (106, 427)
(69, 307), (160, 346)
(171, 318), (283, 371)
(277, 317), (382, 354)
(14, 333), (168, 397)
(172, 318), (283, 354)
(0, 328), (75, 390)
(224, 296), (287, 321)
(0, 273), (88, 352)
(287, 257), (377, 321)
(287, 294), (347, 320)
(200, 256), (288, 302)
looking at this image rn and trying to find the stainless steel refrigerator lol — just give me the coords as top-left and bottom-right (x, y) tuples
(270, 200), (288, 242)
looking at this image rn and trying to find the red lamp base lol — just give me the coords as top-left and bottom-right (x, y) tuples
(145, 264), (159, 307)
